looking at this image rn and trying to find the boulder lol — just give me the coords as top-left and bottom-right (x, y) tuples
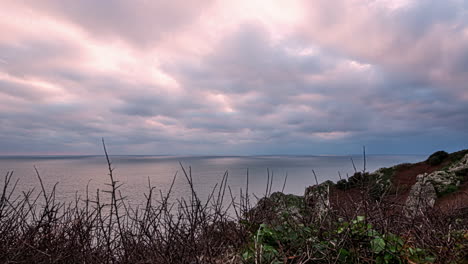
(405, 177), (437, 217)
(304, 183), (330, 219)
(448, 153), (468, 173)
(248, 192), (304, 225)
(405, 153), (468, 215)
(418, 153), (468, 195)
(368, 168), (393, 199)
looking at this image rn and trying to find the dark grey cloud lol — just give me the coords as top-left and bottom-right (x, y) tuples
(160, 22), (468, 153)
(171, 24), (332, 95)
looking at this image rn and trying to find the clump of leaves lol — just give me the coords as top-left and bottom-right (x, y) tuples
(436, 184), (459, 197)
(335, 172), (371, 191)
(335, 179), (349, 190)
(335, 216), (437, 264)
(368, 169), (393, 200)
(348, 172), (369, 186)
(242, 222), (320, 263)
(447, 149), (468, 164)
(322, 180), (335, 187)
(454, 167), (468, 179)
(242, 215), (439, 264)
(426, 151), (449, 166)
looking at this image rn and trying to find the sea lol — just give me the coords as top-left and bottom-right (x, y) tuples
(0, 155), (425, 207)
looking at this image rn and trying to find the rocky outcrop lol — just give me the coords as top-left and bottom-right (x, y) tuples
(248, 192), (304, 225)
(304, 182), (330, 219)
(418, 153), (467, 194)
(372, 168), (393, 188)
(405, 153), (468, 215)
(405, 176), (437, 216)
(248, 152), (468, 222)
(367, 168), (394, 199)
(418, 171), (460, 194)
(448, 153), (468, 173)
(249, 182), (333, 224)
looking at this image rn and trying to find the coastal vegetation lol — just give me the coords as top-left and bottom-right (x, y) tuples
(0, 146), (467, 263)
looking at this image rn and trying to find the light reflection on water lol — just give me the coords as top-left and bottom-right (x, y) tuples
(0, 155), (425, 207)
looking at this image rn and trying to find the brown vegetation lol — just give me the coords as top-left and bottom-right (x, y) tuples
(0, 145), (467, 263)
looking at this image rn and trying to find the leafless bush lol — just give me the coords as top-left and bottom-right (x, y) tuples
(0, 141), (248, 263)
(0, 144), (466, 263)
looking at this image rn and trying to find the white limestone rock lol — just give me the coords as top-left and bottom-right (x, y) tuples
(304, 183), (330, 219)
(405, 179), (437, 217)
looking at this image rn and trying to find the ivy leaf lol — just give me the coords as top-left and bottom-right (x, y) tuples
(367, 229), (379, 237)
(371, 237), (386, 254)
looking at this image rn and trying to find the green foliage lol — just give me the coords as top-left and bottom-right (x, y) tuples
(447, 149), (468, 164)
(446, 228), (468, 262)
(368, 169), (393, 200)
(241, 215), (441, 263)
(335, 168), (395, 199)
(455, 167), (468, 179)
(242, 222), (319, 263)
(380, 167), (395, 179)
(370, 237), (386, 253)
(241, 149), (468, 263)
(335, 172), (371, 191)
(440, 149), (468, 171)
(246, 192), (306, 231)
(348, 172), (368, 186)
(267, 192), (305, 209)
(436, 184), (459, 197)
(335, 216), (436, 264)
(335, 179), (349, 190)
(322, 180), (335, 187)
(426, 150), (449, 166)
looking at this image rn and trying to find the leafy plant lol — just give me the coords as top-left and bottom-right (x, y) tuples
(336, 216), (409, 264)
(436, 184), (458, 197)
(426, 150), (449, 166)
(336, 179), (349, 190)
(242, 222), (318, 263)
(242, 215), (436, 264)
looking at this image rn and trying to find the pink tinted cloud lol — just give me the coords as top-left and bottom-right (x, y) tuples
(298, 0), (468, 95)
(0, 0), (467, 154)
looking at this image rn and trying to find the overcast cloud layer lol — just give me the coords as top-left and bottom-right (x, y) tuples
(1, 0), (467, 155)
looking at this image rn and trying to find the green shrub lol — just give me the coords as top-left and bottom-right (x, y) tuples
(322, 180), (335, 187)
(336, 179), (349, 190)
(379, 167), (395, 179)
(455, 168), (468, 179)
(241, 215), (440, 264)
(348, 172), (370, 186)
(368, 168), (394, 200)
(437, 184), (458, 197)
(369, 182), (386, 201)
(426, 151), (449, 166)
(447, 149), (468, 163)
(242, 222), (321, 263)
(335, 172), (373, 190)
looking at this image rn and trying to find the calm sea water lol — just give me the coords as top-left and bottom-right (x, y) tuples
(0, 155), (425, 206)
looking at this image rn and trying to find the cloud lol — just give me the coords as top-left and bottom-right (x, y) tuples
(300, 0), (468, 93)
(17, 0), (214, 47)
(0, 0), (467, 155)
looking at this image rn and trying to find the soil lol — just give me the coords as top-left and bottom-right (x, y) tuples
(389, 161), (446, 203)
(435, 177), (468, 211)
(328, 157), (468, 214)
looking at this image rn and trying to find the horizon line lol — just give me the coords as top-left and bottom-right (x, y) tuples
(0, 153), (430, 158)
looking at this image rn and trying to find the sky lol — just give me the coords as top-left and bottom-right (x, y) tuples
(0, 0), (467, 155)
